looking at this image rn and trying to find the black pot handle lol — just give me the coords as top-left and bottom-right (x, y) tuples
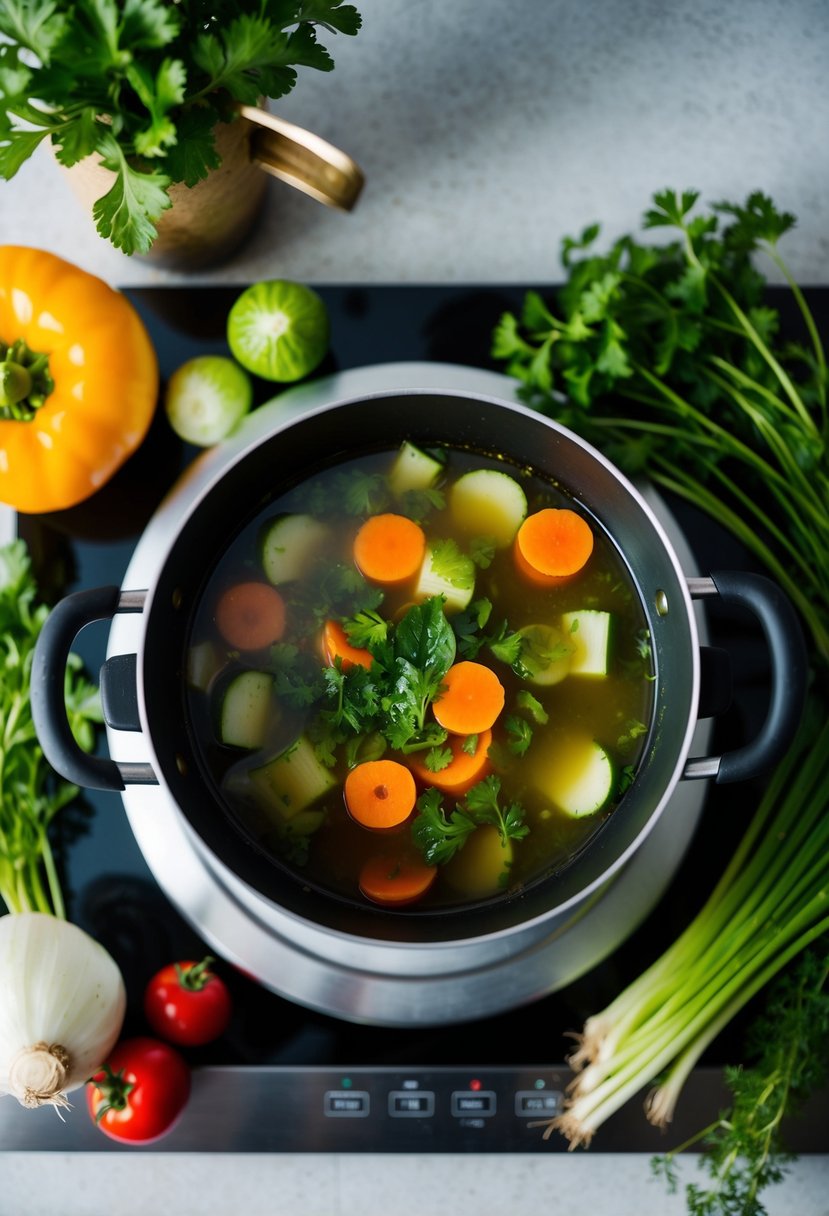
(31, 586), (157, 792)
(684, 571), (809, 783)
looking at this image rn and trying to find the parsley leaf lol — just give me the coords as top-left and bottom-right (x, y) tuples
(411, 788), (476, 866)
(428, 538), (476, 590)
(92, 132), (172, 254)
(504, 714), (533, 756)
(342, 609), (388, 651)
(461, 775), (530, 846)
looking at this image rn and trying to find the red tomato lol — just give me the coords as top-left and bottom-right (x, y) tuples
(87, 1037), (190, 1144)
(143, 956), (232, 1047)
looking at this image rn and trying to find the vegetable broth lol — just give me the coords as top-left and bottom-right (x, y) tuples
(185, 444), (654, 911)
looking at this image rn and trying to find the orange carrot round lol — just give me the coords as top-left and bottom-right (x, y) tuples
(358, 855), (437, 906)
(353, 513), (426, 586)
(322, 619), (373, 670)
(432, 662), (505, 735)
(215, 582), (286, 650)
(408, 729), (492, 795)
(514, 508), (593, 586)
(344, 759), (417, 830)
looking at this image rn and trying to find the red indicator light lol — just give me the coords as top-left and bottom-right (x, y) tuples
(469, 1078), (482, 1092)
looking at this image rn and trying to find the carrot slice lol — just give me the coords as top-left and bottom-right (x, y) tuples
(408, 728), (492, 795)
(359, 855), (437, 906)
(215, 582), (286, 650)
(322, 619), (373, 670)
(432, 662), (505, 734)
(344, 759), (417, 830)
(514, 508), (594, 586)
(353, 513), (426, 586)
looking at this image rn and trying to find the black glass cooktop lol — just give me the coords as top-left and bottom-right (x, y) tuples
(8, 284), (828, 1154)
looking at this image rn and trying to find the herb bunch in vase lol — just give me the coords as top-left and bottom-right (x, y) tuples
(0, 0), (363, 267)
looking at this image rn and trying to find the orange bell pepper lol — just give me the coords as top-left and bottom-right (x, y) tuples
(0, 246), (158, 514)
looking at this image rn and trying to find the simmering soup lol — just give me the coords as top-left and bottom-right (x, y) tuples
(185, 441), (655, 910)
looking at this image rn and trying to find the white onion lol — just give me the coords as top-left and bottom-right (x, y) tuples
(0, 912), (126, 1110)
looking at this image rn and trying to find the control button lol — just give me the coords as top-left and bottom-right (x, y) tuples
(515, 1090), (563, 1117)
(451, 1090), (497, 1118)
(324, 1090), (370, 1117)
(388, 1091), (436, 1118)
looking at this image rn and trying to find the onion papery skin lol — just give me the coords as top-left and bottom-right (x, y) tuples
(0, 912), (126, 1107)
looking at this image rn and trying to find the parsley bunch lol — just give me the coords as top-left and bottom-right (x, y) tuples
(0, 540), (101, 919)
(494, 190), (829, 663)
(0, 0), (362, 254)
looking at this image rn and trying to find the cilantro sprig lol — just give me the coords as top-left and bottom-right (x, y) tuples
(411, 775), (530, 868)
(0, 0), (362, 254)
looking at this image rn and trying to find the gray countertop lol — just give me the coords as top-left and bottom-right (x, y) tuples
(2, 1), (828, 1212)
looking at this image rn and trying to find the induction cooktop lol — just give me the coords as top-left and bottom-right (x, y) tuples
(3, 284), (827, 1155)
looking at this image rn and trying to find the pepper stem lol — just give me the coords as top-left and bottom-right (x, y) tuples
(0, 339), (55, 421)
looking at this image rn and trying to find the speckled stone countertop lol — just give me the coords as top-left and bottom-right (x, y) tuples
(1, 1), (828, 1211)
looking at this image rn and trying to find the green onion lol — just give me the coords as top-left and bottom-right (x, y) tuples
(539, 702), (829, 1147)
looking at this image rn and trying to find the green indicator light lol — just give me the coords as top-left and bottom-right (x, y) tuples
(534, 1079), (546, 1090)
(341, 1077), (353, 1089)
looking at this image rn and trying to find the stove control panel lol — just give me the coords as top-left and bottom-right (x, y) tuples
(230, 1067), (568, 1153)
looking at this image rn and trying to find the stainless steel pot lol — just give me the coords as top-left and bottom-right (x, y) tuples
(32, 363), (807, 1025)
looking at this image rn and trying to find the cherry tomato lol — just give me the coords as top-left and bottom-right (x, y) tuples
(144, 956), (232, 1046)
(87, 1037), (190, 1144)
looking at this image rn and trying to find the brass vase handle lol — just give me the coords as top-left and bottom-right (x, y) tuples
(239, 105), (364, 212)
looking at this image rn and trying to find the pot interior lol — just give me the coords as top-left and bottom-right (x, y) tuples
(140, 391), (697, 944)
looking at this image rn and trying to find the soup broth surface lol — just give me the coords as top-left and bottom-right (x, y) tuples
(186, 443), (655, 911)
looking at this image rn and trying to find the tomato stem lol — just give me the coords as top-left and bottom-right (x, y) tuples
(175, 955), (216, 992)
(89, 1063), (135, 1123)
(0, 339), (54, 421)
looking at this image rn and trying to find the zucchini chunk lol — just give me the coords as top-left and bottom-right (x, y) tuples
(515, 623), (574, 686)
(388, 440), (443, 498)
(443, 825), (513, 899)
(249, 735), (337, 820)
(219, 670), (274, 749)
(187, 640), (223, 692)
(449, 468), (528, 548)
(414, 539), (475, 613)
(561, 610), (612, 676)
(535, 734), (614, 818)
(260, 513), (330, 584)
